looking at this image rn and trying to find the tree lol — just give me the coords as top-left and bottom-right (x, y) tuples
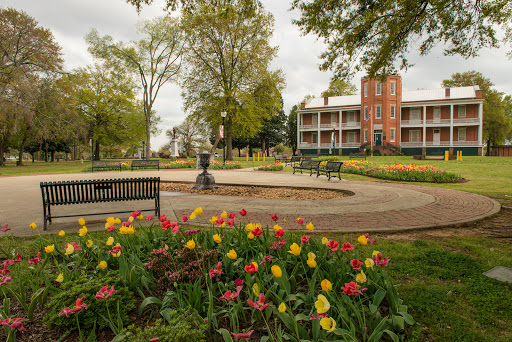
(180, 0), (284, 160)
(290, 0), (512, 79)
(321, 79), (357, 97)
(167, 116), (206, 157)
(85, 15), (184, 159)
(257, 109), (286, 156)
(442, 71), (512, 155)
(286, 104), (298, 155)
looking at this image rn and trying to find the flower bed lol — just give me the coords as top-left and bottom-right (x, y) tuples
(210, 160), (243, 169)
(0, 211), (413, 341)
(160, 159), (196, 169)
(255, 162), (284, 171)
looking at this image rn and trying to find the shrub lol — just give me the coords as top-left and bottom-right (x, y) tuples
(45, 271), (136, 331)
(256, 162), (284, 171)
(122, 310), (206, 342)
(210, 161), (243, 169)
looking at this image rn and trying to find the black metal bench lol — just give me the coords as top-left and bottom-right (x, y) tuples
(92, 160), (122, 172)
(349, 153), (366, 160)
(317, 161), (343, 181)
(287, 156), (302, 167)
(301, 154), (318, 160)
(131, 159), (160, 171)
(293, 160), (321, 176)
(275, 155), (290, 163)
(40, 177), (160, 231)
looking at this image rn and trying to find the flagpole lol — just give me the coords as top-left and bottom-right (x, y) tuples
(370, 106), (373, 157)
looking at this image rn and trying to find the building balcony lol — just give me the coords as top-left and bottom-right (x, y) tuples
(299, 122), (362, 130)
(299, 142), (360, 148)
(400, 141), (479, 147)
(340, 121), (361, 129)
(400, 118), (480, 127)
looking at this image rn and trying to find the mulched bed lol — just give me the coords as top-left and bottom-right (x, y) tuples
(160, 182), (352, 200)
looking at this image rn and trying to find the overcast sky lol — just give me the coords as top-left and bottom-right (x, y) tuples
(3, 0), (512, 150)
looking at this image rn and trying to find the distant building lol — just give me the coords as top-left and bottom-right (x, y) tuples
(297, 75), (484, 156)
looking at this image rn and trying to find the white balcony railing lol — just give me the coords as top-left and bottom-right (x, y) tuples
(341, 121), (361, 128)
(401, 118), (480, 127)
(299, 124), (318, 129)
(299, 142), (361, 148)
(400, 120), (423, 126)
(400, 141), (479, 147)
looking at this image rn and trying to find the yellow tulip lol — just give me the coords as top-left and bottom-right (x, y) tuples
(221, 211), (228, 219)
(315, 294), (330, 314)
(273, 224), (282, 231)
(79, 226), (88, 237)
(210, 216), (217, 224)
(365, 258), (375, 268)
(86, 240), (93, 247)
(106, 237), (114, 245)
(283, 218), (287, 223)
(356, 271), (367, 283)
(321, 279), (333, 292)
(252, 283), (259, 296)
(194, 207), (203, 215)
(58, 230), (65, 237)
(227, 249), (237, 260)
(288, 243), (301, 256)
(372, 250), (380, 257)
(106, 217), (115, 225)
(29, 222), (36, 230)
(112, 251), (121, 257)
(247, 232), (255, 239)
(128, 216), (134, 223)
(320, 317), (336, 333)
(55, 273), (64, 283)
(358, 235), (368, 246)
(189, 213), (197, 220)
(99, 261), (107, 269)
(78, 218), (85, 226)
(186, 240), (196, 249)
(213, 234), (222, 243)
(307, 252), (316, 260)
(321, 237), (328, 244)
(115, 218), (121, 224)
(306, 222), (314, 231)
(138, 214), (143, 220)
(307, 258), (317, 268)
(65, 244), (74, 255)
(246, 223), (255, 231)
(164, 244), (169, 250)
(278, 302), (286, 313)
(44, 244), (54, 253)
(271, 265), (282, 278)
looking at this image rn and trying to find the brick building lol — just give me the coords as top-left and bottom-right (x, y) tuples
(297, 76), (484, 156)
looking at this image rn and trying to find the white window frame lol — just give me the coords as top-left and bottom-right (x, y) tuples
(376, 82), (381, 95)
(311, 113), (318, 125)
(312, 133), (318, 144)
(390, 105), (396, 119)
(458, 105), (466, 118)
(458, 127), (466, 141)
(347, 132), (357, 143)
(331, 112), (337, 124)
(390, 128), (395, 142)
(410, 107), (421, 121)
(410, 130), (421, 142)
(364, 107), (368, 120)
(375, 105), (381, 119)
(364, 129), (368, 142)
(364, 83), (368, 97)
(390, 81), (396, 95)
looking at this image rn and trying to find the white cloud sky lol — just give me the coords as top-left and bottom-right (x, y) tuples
(2, 0), (512, 150)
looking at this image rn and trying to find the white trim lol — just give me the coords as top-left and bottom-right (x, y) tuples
(390, 81), (396, 95)
(376, 82), (381, 96)
(422, 106), (426, 147)
(458, 127), (466, 142)
(390, 128), (395, 142)
(390, 105), (396, 119)
(478, 103), (483, 147)
(450, 105), (453, 146)
(364, 83), (368, 97)
(375, 105), (381, 119)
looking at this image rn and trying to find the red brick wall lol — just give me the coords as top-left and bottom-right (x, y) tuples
(320, 112), (332, 124)
(492, 146), (512, 156)
(302, 131), (312, 143)
(302, 114), (313, 125)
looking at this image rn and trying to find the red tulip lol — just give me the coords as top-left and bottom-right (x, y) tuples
(239, 209), (247, 216)
(350, 259), (363, 270)
(326, 240), (339, 251)
(271, 214), (278, 221)
(341, 242), (354, 252)
(230, 330), (254, 339)
(95, 285), (115, 299)
(301, 235), (310, 244)
(251, 227), (263, 237)
(247, 293), (269, 311)
(275, 228), (284, 238)
(341, 282), (368, 296)
(59, 296), (88, 317)
(208, 262), (223, 279)
(244, 262), (258, 274)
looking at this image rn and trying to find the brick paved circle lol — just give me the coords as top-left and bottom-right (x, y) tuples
(0, 169), (500, 235)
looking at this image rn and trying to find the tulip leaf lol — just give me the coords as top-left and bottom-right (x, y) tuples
(383, 329), (399, 342)
(139, 296), (163, 315)
(216, 328), (234, 342)
(372, 289), (386, 307)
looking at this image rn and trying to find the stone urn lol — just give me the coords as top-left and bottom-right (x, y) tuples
(193, 153), (217, 190)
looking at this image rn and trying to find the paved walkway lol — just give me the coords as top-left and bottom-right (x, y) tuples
(0, 169), (501, 236)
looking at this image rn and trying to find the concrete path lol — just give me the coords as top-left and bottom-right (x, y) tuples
(0, 169), (501, 236)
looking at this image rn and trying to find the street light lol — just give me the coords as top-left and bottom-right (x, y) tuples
(332, 124), (336, 156)
(142, 141), (145, 160)
(221, 109), (227, 164)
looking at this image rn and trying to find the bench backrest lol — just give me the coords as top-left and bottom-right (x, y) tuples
(132, 159), (159, 166)
(324, 161), (343, 171)
(40, 177), (160, 206)
(92, 160), (121, 167)
(290, 156), (301, 162)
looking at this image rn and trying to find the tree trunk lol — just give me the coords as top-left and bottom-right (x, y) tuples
(94, 141), (101, 160)
(31, 152), (35, 163)
(487, 139), (491, 156)
(45, 141), (49, 162)
(261, 139), (266, 157)
(248, 145), (253, 157)
(51, 150), (55, 162)
(0, 140), (4, 167)
(238, 148), (241, 157)
(17, 128), (29, 166)
(210, 136), (221, 153)
(226, 119), (233, 160)
(145, 108), (151, 161)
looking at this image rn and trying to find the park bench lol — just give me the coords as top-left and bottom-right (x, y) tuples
(275, 155), (290, 163)
(92, 160), (122, 172)
(287, 156), (302, 167)
(349, 153), (366, 160)
(131, 159), (160, 171)
(316, 161), (343, 181)
(40, 177), (160, 231)
(301, 154), (318, 160)
(293, 160), (321, 176)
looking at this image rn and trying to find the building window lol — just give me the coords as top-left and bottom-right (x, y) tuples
(390, 81), (396, 95)
(390, 128), (395, 142)
(347, 132), (357, 143)
(312, 113), (318, 125)
(364, 83), (368, 97)
(376, 105), (381, 119)
(364, 129), (368, 142)
(347, 111), (357, 122)
(390, 105), (396, 119)
(458, 127), (466, 141)
(376, 82), (381, 95)
(410, 107), (421, 121)
(410, 130), (421, 142)
(312, 133), (318, 144)
(331, 112), (337, 124)
(364, 107), (368, 120)
(458, 105), (466, 118)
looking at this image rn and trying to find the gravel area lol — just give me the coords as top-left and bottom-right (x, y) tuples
(160, 182), (352, 200)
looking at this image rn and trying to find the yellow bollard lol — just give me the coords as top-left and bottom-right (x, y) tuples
(257, 153), (260, 162)
(456, 151), (460, 161)
(263, 154), (265, 162)
(445, 150), (449, 161)
(459, 151), (462, 161)
(246, 154), (248, 162)
(253, 153), (255, 162)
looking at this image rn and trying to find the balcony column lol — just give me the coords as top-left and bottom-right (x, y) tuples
(450, 105), (453, 146)
(317, 112), (321, 148)
(422, 106), (426, 147)
(339, 110), (342, 149)
(399, 107), (402, 146)
(297, 112), (300, 151)
(478, 102), (483, 147)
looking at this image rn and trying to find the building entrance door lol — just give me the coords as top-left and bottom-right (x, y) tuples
(374, 130), (382, 146)
(433, 129), (441, 145)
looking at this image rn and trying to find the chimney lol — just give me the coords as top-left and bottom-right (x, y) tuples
(324, 97), (328, 106)
(300, 102), (306, 110)
(474, 85), (482, 98)
(445, 88), (450, 97)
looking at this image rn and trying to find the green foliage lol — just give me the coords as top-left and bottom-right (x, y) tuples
(321, 79), (357, 97)
(256, 162), (284, 171)
(291, 0), (511, 78)
(45, 271), (136, 331)
(122, 311), (206, 342)
(286, 105), (298, 153)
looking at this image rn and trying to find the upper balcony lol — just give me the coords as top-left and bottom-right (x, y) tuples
(299, 122), (360, 130)
(400, 141), (479, 147)
(400, 118), (480, 127)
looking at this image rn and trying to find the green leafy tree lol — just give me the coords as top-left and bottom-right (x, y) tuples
(286, 104), (298, 155)
(258, 109), (286, 156)
(180, 0), (284, 160)
(85, 16), (184, 159)
(321, 79), (357, 97)
(442, 71), (512, 155)
(290, 0), (512, 79)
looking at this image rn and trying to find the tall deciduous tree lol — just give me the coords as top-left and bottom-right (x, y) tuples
(321, 80), (357, 97)
(291, 0), (512, 79)
(442, 71), (512, 155)
(167, 116), (207, 157)
(286, 104), (298, 155)
(85, 16), (184, 159)
(181, 0), (283, 160)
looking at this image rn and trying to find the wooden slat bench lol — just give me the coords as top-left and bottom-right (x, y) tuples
(349, 153), (366, 160)
(92, 160), (122, 172)
(131, 159), (160, 171)
(40, 177), (160, 231)
(317, 161), (343, 180)
(292, 160), (321, 176)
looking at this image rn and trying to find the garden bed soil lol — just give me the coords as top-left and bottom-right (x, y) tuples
(160, 182), (352, 200)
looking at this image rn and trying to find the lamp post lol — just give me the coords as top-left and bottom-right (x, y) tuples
(221, 109), (227, 164)
(332, 124), (336, 156)
(142, 141), (145, 160)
